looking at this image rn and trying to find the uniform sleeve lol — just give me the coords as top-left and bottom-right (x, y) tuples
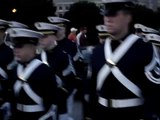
(85, 49), (99, 120)
(143, 44), (160, 119)
(36, 65), (58, 109)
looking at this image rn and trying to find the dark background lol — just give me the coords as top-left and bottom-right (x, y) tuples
(0, 0), (160, 45)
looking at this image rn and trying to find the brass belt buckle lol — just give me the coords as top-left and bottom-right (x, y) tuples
(108, 99), (113, 108)
(106, 59), (116, 67)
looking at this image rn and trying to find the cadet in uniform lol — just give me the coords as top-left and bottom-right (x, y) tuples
(47, 16), (84, 100)
(0, 19), (28, 120)
(0, 19), (14, 120)
(34, 22), (76, 120)
(5, 28), (58, 120)
(87, 0), (160, 120)
(47, 16), (77, 59)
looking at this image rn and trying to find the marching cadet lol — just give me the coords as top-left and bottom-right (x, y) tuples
(47, 16), (84, 100)
(5, 28), (58, 120)
(34, 22), (76, 120)
(87, 0), (160, 120)
(0, 19), (29, 120)
(47, 16), (78, 71)
(0, 19), (14, 120)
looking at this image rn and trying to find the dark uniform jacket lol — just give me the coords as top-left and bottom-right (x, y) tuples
(38, 46), (76, 114)
(0, 43), (14, 119)
(88, 34), (160, 120)
(9, 58), (57, 120)
(57, 38), (77, 58)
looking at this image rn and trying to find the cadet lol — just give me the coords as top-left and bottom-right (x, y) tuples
(87, 0), (160, 120)
(0, 19), (29, 120)
(5, 28), (58, 120)
(34, 22), (76, 120)
(47, 16), (78, 69)
(47, 16), (84, 100)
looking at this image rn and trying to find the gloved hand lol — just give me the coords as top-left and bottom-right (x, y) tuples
(59, 113), (74, 120)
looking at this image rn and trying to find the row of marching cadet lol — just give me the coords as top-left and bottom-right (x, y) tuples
(0, 8), (160, 120)
(0, 17), (84, 120)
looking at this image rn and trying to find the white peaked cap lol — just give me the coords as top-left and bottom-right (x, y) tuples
(0, 19), (9, 25)
(96, 25), (108, 32)
(8, 21), (28, 28)
(134, 23), (159, 34)
(70, 27), (77, 32)
(34, 22), (61, 31)
(6, 28), (44, 39)
(47, 16), (70, 23)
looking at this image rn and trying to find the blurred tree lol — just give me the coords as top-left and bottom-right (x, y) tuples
(64, 1), (103, 45)
(133, 4), (159, 30)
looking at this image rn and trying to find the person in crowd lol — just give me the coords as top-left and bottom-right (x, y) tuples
(68, 27), (78, 43)
(76, 26), (88, 47)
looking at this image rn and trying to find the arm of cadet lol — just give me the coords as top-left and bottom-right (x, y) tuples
(143, 45), (160, 120)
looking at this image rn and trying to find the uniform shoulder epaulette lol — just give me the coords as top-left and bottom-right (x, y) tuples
(145, 33), (160, 46)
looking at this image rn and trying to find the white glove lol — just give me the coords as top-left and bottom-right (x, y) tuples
(59, 113), (74, 120)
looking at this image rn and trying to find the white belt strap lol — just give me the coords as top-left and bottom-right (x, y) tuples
(0, 67), (8, 79)
(7, 60), (18, 70)
(111, 67), (142, 97)
(17, 59), (42, 81)
(17, 104), (45, 112)
(41, 51), (49, 66)
(39, 104), (57, 120)
(23, 83), (42, 104)
(97, 34), (139, 90)
(14, 80), (22, 96)
(98, 97), (144, 108)
(63, 55), (76, 76)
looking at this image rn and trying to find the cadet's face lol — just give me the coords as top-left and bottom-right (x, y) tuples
(13, 44), (36, 63)
(39, 34), (57, 50)
(104, 11), (131, 35)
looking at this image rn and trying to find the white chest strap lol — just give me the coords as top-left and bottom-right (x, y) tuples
(41, 50), (68, 86)
(97, 34), (142, 98)
(63, 54), (76, 76)
(0, 67), (8, 79)
(14, 59), (43, 104)
(41, 51), (49, 66)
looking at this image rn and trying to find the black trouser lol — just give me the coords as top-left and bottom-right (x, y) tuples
(94, 104), (144, 120)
